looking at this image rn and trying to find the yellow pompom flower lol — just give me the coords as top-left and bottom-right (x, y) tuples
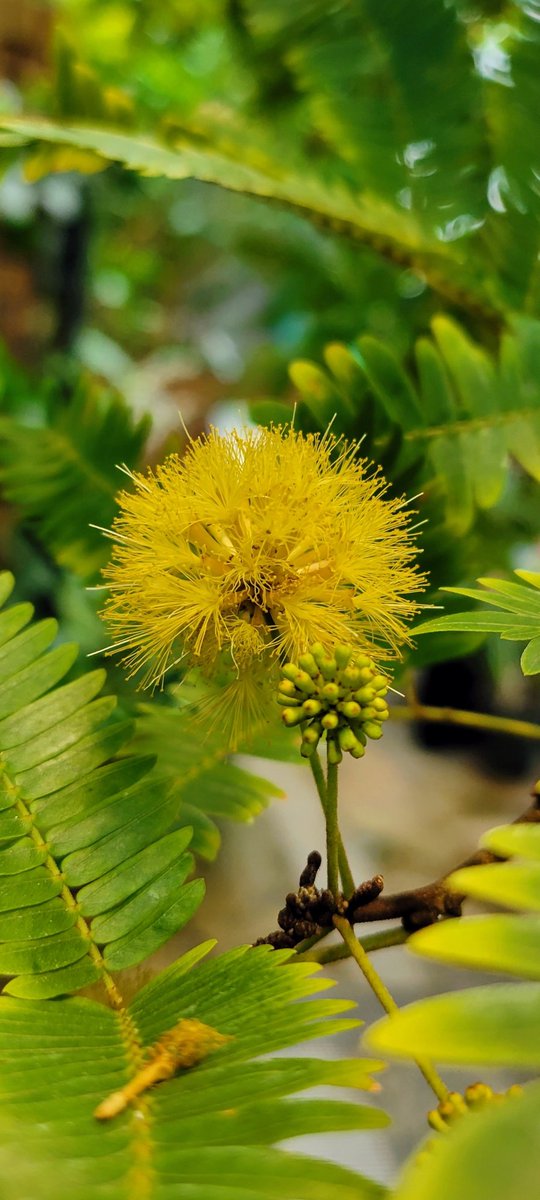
(100, 426), (426, 742)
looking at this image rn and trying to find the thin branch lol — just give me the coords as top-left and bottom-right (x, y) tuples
(255, 787), (540, 948)
(308, 750), (356, 896)
(298, 924), (408, 963)
(391, 702), (540, 743)
(334, 917), (449, 1104)
(325, 757), (340, 897)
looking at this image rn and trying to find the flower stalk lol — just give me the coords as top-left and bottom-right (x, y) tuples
(334, 916), (449, 1104)
(306, 745), (356, 896)
(325, 755), (340, 897)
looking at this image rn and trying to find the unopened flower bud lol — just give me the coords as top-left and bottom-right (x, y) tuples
(363, 721), (383, 740)
(446, 1092), (468, 1117)
(335, 645), (353, 669)
(340, 666), (363, 689)
(302, 721), (323, 744)
(282, 663), (301, 684)
(338, 700), (361, 720)
(463, 1083), (494, 1108)
(427, 1109), (450, 1133)
(298, 653), (319, 678)
(281, 706), (307, 727)
(278, 642), (391, 762)
(294, 670), (317, 695)
(301, 723), (322, 756)
(300, 740), (317, 758)
(327, 738), (343, 765)
(338, 726), (362, 753)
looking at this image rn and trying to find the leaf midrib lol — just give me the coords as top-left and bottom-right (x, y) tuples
(402, 404), (539, 444)
(0, 763), (157, 1197)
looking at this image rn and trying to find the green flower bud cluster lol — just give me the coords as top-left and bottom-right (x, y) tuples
(277, 643), (389, 763)
(427, 1082), (524, 1134)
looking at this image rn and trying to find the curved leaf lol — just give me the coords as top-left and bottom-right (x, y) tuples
(365, 981), (540, 1067)
(283, 317), (540, 544)
(447, 862), (540, 912)
(364, 817), (540, 1071)
(482, 822), (540, 861)
(407, 914), (540, 979)
(414, 572), (540, 669)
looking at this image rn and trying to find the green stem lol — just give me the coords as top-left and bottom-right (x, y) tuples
(392, 703), (540, 742)
(334, 916), (449, 1104)
(325, 756), (340, 897)
(308, 751), (356, 896)
(298, 925), (408, 962)
(338, 841), (356, 898)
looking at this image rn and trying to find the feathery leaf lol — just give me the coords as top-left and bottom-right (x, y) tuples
(0, 943), (388, 1199)
(413, 572), (540, 673)
(0, 378), (150, 580)
(0, 571), (203, 998)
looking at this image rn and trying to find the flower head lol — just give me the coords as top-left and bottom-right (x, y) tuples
(101, 426), (425, 741)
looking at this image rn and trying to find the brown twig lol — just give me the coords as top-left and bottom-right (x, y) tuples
(256, 785), (540, 946)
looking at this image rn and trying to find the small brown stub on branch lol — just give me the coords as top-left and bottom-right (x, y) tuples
(94, 1018), (231, 1120)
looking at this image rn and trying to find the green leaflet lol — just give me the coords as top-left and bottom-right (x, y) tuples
(0, 571), (204, 997)
(414, 572), (540, 673)
(0, 945), (388, 1200)
(447, 862), (540, 911)
(404, 914), (540, 979)
(482, 822), (540, 860)
(77, 830), (193, 915)
(365, 981), (540, 1068)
